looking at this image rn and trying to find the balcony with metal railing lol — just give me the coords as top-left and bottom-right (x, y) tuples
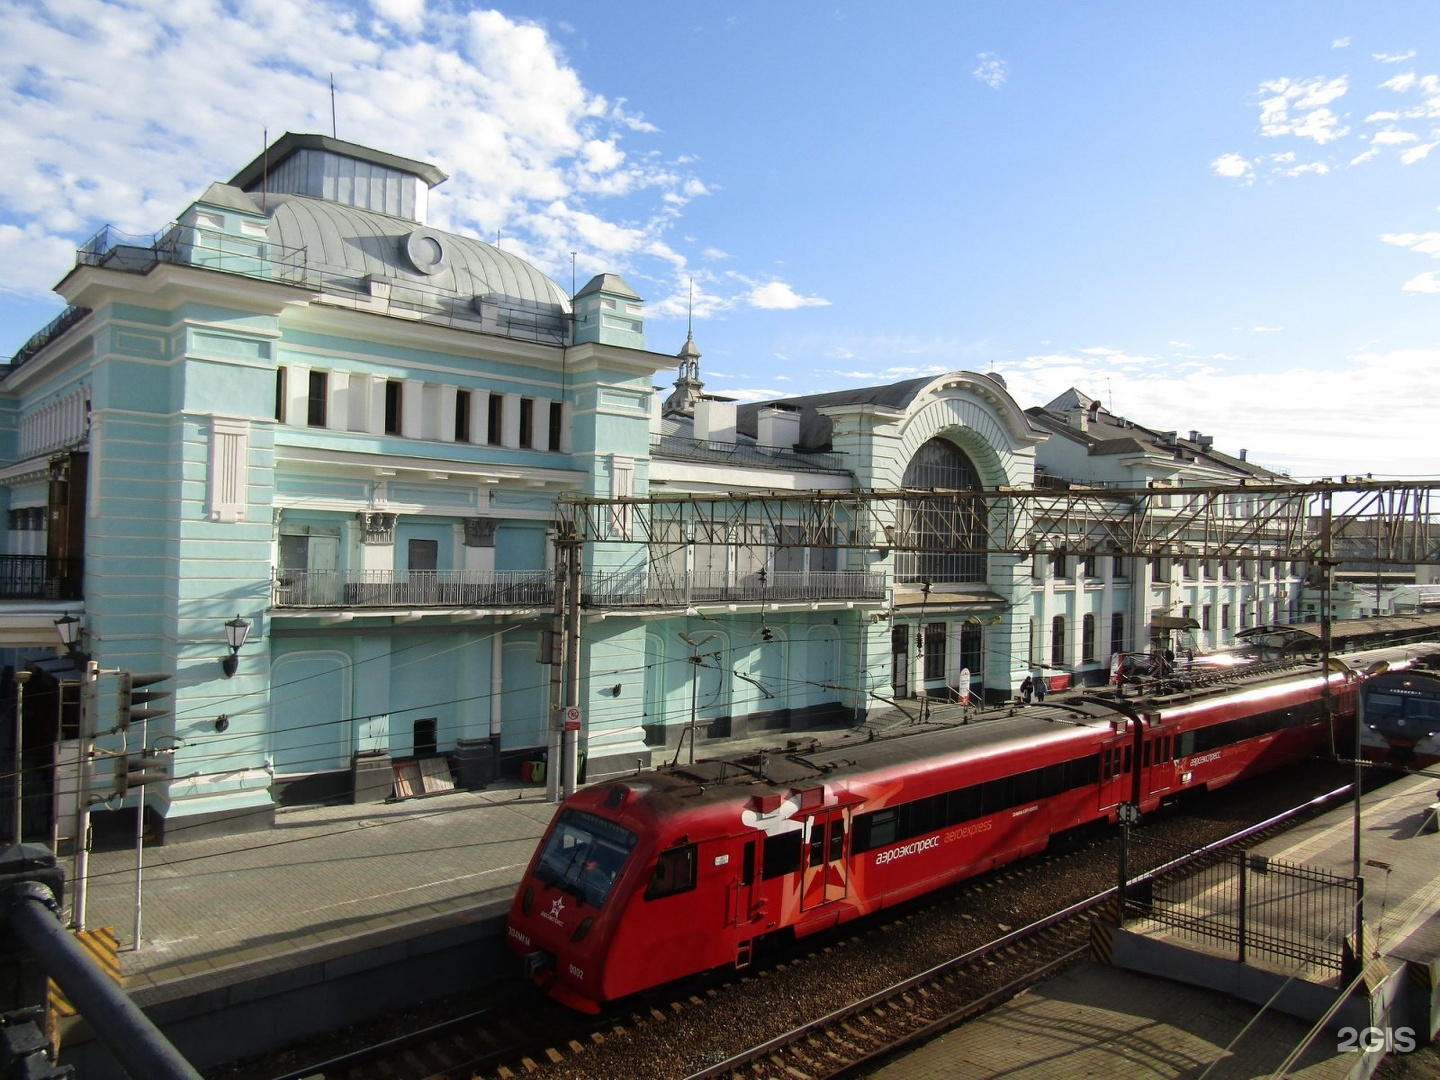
(273, 569), (553, 610)
(0, 557), (81, 602)
(582, 568), (886, 608)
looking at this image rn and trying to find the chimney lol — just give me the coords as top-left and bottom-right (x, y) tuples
(694, 398), (737, 445)
(1239, 448), (1248, 461)
(756, 406), (801, 449)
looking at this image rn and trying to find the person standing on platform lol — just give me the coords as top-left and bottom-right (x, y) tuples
(1019, 675), (1034, 704)
(1034, 676), (1047, 703)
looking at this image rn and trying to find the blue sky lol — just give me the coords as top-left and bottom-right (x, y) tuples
(2, 1), (1438, 479)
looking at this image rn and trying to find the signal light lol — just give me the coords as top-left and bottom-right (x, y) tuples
(115, 671), (172, 732)
(114, 752), (171, 798)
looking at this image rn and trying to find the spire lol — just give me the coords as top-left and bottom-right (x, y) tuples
(663, 328), (706, 417)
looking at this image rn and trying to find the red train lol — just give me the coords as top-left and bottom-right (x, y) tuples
(506, 642), (1429, 1013)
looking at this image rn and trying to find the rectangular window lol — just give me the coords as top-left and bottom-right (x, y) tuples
(1051, 552), (1066, 579)
(923, 622), (946, 681)
(1082, 613), (1096, 662)
(1182, 604), (1192, 623)
(1202, 605), (1212, 631)
(1051, 615), (1066, 668)
(548, 401), (563, 451)
(275, 367), (287, 423)
(455, 390), (471, 442)
(519, 397), (534, 448)
(307, 370), (328, 427)
(645, 844), (698, 899)
(761, 831), (802, 880)
(1152, 558), (1170, 584)
(1082, 554), (1096, 578)
(1110, 612), (1124, 657)
(1113, 555), (1127, 579)
(384, 380), (402, 435)
(487, 394), (503, 445)
(1221, 603), (1231, 630)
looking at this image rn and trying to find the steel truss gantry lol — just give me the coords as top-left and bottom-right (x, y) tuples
(556, 480), (1440, 566)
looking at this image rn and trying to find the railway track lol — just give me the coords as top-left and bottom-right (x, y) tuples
(211, 763), (1369, 1080)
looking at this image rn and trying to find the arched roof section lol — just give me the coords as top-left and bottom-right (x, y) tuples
(264, 194), (572, 311)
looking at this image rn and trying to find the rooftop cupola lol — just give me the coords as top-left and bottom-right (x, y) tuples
(228, 132), (447, 224)
(572, 274), (646, 349)
(662, 331), (707, 417)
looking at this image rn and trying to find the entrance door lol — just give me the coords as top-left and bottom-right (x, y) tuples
(800, 809), (849, 912)
(891, 625), (909, 698)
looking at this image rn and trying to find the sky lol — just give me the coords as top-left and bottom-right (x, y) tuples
(2, 1), (1438, 481)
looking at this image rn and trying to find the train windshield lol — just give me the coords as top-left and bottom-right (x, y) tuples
(534, 808), (638, 909)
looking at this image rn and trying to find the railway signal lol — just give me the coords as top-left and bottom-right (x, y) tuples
(114, 752), (172, 799)
(115, 672), (171, 732)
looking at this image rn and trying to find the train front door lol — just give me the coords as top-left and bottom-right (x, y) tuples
(800, 809), (848, 912)
(1099, 734), (1131, 811)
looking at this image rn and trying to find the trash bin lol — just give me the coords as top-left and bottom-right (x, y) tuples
(454, 739), (497, 790)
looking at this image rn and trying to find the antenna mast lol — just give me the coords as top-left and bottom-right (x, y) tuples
(330, 74), (338, 138)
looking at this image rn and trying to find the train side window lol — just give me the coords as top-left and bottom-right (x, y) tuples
(1177, 731), (1196, 757)
(948, 786), (982, 823)
(808, 825), (825, 867)
(1121, 746), (1132, 773)
(1142, 741), (1152, 768)
(829, 819), (846, 863)
(762, 830), (802, 880)
(858, 808), (898, 852)
(742, 840), (755, 886)
(644, 844), (697, 900)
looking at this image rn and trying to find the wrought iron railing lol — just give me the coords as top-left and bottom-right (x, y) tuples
(0, 557), (81, 601)
(273, 569), (553, 609)
(582, 568), (885, 607)
(8, 307), (92, 369)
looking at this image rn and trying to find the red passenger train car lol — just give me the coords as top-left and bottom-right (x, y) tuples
(506, 643), (1428, 1013)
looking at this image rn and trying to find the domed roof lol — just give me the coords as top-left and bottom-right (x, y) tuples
(263, 193), (571, 312)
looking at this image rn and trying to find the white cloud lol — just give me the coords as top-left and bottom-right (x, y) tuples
(1374, 51), (1417, 64)
(1371, 129), (1420, 145)
(1383, 72), (1418, 92)
(1256, 76), (1350, 144)
(1401, 142), (1439, 164)
(1211, 152), (1253, 181)
(1365, 111), (1401, 122)
(1332, 37), (1351, 48)
(972, 53), (1007, 89)
(1402, 271), (1440, 293)
(746, 281), (830, 310)
(1278, 161), (1330, 177)
(372, 0), (425, 33)
(0, 1), (732, 310)
(1380, 232), (1440, 256)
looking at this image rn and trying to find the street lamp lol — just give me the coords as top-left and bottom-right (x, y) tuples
(221, 615), (251, 678)
(53, 615), (81, 656)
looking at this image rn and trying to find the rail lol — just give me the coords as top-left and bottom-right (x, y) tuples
(273, 568), (553, 609)
(0, 846), (201, 1079)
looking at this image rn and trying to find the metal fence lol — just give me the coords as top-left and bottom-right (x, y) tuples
(273, 569), (553, 609)
(1125, 834), (1358, 976)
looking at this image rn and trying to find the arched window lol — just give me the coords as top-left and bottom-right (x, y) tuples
(897, 438), (984, 584)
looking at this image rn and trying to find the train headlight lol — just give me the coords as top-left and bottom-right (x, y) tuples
(572, 916), (595, 943)
(522, 885), (535, 915)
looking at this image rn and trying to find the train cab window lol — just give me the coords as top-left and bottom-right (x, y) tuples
(645, 844), (698, 900)
(742, 840), (756, 886)
(534, 809), (638, 909)
(1142, 741), (1152, 768)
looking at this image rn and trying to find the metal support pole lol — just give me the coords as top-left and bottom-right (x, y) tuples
(132, 713), (146, 950)
(1117, 820), (1128, 928)
(1237, 850), (1248, 964)
(3, 880), (203, 1080)
(72, 661), (97, 932)
(562, 541), (582, 798)
(545, 543), (566, 804)
(12, 673), (28, 844)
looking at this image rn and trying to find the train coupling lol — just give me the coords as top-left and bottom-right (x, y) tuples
(522, 949), (554, 980)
